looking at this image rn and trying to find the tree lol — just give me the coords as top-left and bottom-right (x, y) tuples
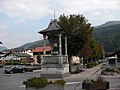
(58, 14), (102, 72)
(37, 53), (41, 64)
(58, 14), (95, 56)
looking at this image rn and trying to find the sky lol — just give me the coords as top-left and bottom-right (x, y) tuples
(0, 0), (120, 49)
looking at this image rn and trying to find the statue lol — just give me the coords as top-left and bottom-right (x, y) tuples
(52, 43), (58, 55)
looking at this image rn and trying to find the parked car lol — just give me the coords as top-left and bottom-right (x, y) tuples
(4, 65), (26, 74)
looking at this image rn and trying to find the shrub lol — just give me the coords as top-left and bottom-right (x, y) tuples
(23, 77), (48, 88)
(71, 67), (83, 74)
(86, 62), (97, 68)
(105, 68), (116, 72)
(96, 75), (105, 83)
(25, 67), (34, 72)
(86, 63), (92, 68)
(23, 77), (66, 88)
(55, 80), (66, 86)
(83, 76), (106, 83)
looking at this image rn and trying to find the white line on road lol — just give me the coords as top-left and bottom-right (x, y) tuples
(66, 82), (82, 85)
(20, 85), (26, 88)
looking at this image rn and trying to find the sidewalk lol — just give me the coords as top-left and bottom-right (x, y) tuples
(64, 64), (102, 79)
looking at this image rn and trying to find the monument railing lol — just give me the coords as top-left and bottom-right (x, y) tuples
(41, 55), (68, 65)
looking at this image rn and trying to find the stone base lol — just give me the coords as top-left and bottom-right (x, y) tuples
(41, 64), (69, 79)
(41, 72), (69, 78)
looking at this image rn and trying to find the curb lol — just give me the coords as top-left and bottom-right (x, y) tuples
(90, 64), (102, 77)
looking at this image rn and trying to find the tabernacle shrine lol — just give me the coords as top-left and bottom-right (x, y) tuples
(38, 19), (69, 78)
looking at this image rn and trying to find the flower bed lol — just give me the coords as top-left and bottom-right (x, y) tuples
(82, 76), (109, 90)
(23, 77), (65, 90)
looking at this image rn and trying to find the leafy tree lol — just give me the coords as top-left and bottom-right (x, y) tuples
(37, 53), (41, 64)
(58, 14), (100, 57)
(115, 47), (120, 53)
(58, 14), (102, 72)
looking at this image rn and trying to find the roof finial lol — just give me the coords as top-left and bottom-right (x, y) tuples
(54, 10), (56, 20)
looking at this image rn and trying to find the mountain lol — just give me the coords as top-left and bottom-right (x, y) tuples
(15, 21), (120, 52)
(0, 46), (8, 51)
(95, 21), (120, 28)
(14, 39), (50, 50)
(94, 21), (120, 52)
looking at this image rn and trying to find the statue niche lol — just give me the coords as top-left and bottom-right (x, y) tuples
(48, 35), (59, 55)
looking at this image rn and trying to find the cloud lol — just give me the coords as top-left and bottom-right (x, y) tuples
(0, 23), (10, 47)
(0, 0), (120, 22)
(0, 0), (120, 48)
(0, 23), (7, 38)
(0, 0), (51, 21)
(0, 23), (32, 48)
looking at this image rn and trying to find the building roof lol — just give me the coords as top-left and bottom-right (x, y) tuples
(32, 46), (52, 53)
(0, 52), (4, 54)
(4, 52), (31, 57)
(14, 53), (31, 57)
(38, 20), (63, 35)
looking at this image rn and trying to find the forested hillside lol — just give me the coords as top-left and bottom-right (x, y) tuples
(94, 22), (120, 52)
(15, 39), (49, 50)
(14, 21), (120, 53)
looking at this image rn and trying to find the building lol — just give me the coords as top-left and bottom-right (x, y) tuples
(1, 52), (32, 64)
(32, 46), (52, 64)
(102, 51), (120, 69)
(0, 52), (6, 64)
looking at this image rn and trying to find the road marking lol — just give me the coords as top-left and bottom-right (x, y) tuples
(66, 82), (82, 85)
(20, 85), (26, 88)
(110, 88), (120, 90)
(33, 70), (41, 72)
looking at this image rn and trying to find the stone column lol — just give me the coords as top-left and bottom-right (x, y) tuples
(65, 36), (67, 55)
(59, 33), (62, 55)
(43, 35), (46, 55)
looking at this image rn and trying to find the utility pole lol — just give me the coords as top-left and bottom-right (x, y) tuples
(102, 45), (105, 63)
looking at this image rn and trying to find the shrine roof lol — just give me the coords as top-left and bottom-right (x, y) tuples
(38, 20), (63, 35)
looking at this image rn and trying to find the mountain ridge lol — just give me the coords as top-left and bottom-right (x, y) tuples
(94, 21), (120, 52)
(14, 39), (50, 50)
(95, 21), (120, 28)
(0, 46), (8, 51)
(12, 21), (120, 52)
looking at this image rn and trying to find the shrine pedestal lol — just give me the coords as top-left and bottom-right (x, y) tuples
(40, 55), (69, 78)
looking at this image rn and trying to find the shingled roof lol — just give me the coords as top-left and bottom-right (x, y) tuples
(4, 52), (31, 57)
(14, 53), (31, 57)
(38, 20), (63, 35)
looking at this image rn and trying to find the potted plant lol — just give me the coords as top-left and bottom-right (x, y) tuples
(101, 68), (116, 75)
(82, 76), (109, 90)
(23, 77), (65, 90)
